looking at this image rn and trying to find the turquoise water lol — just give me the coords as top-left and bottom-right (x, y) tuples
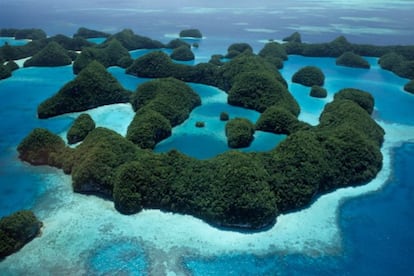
(0, 37), (29, 46)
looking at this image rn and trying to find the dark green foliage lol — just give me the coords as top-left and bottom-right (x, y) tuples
(220, 112), (229, 121)
(0, 28), (19, 37)
(319, 99), (384, 146)
(24, 41), (72, 67)
(404, 80), (414, 94)
(107, 29), (164, 50)
(70, 127), (142, 196)
(0, 210), (42, 258)
(258, 42), (287, 69)
(67, 114), (96, 144)
(310, 85), (327, 98)
(126, 109), (172, 149)
(6, 60), (19, 71)
(209, 54), (224, 66)
(179, 29), (203, 38)
(256, 106), (306, 135)
(283, 32), (302, 43)
(126, 51), (176, 78)
(228, 70), (300, 115)
(225, 43), (253, 58)
(17, 128), (66, 165)
(225, 118), (255, 148)
(259, 42), (288, 61)
(73, 39), (132, 74)
(336, 51), (370, 69)
(334, 88), (375, 114)
(166, 39), (190, 49)
(0, 64), (11, 80)
(292, 66), (325, 86)
(130, 77), (201, 126)
(195, 121), (205, 128)
(379, 52), (414, 79)
(15, 29), (46, 40)
(38, 61), (131, 118)
(267, 130), (328, 211)
(170, 45), (195, 61)
(48, 35), (93, 51)
(74, 27), (110, 38)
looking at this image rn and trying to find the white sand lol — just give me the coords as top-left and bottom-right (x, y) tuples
(14, 57), (31, 67)
(1, 118), (413, 274)
(61, 103), (135, 140)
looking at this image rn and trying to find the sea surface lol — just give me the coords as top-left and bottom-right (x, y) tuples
(1, 1), (414, 275)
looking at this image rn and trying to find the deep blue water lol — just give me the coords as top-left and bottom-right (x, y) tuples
(1, 1), (414, 274)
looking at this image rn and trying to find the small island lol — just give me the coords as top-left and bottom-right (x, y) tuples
(292, 66), (325, 86)
(24, 41), (72, 67)
(0, 210), (42, 259)
(336, 51), (370, 69)
(170, 45), (195, 61)
(404, 80), (414, 94)
(225, 118), (255, 148)
(310, 85), (328, 98)
(37, 60), (131, 118)
(179, 29), (203, 38)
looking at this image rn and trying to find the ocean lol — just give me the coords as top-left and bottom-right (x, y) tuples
(1, 1), (414, 275)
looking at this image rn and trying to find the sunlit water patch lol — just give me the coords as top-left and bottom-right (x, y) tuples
(0, 37), (30, 46)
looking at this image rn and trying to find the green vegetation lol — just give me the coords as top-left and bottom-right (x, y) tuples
(195, 121), (205, 128)
(292, 66), (325, 86)
(170, 45), (195, 61)
(334, 88), (375, 114)
(283, 32), (302, 43)
(17, 128), (66, 166)
(6, 60), (19, 71)
(225, 43), (253, 58)
(73, 39), (132, 74)
(107, 29), (164, 50)
(130, 77), (201, 126)
(179, 29), (203, 38)
(73, 27), (111, 39)
(24, 41), (72, 67)
(0, 210), (42, 259)
(228, 70), (299, 114)
(258, 42), (287, 69)
(69, 128), (142, 197)
(336, 51), (370, 69)
(67, 114), (96, 144)
(220, 112), (229, 121)
(256, 105), (309, 135)
(38, 61), (131, 118)
(404, 80), (414, 94)
(310, 85), (327, 98)
(378, 52), (414, 79)
(126, 109), (172, 149)
(225, 118), (255, 148)
(166, 39), (190, 49)
(0, 64), (11, 80)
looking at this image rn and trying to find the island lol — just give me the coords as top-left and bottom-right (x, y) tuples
(225, 118), (255, 148)
(0, 210), (42, 259)
(15, 28), (386, 230)
(336, 51), (370, 69)
(24, 41), (72, 67)
(310, 85), (328, 98)
(37, 60), (131, 118)
(179, 29), (203, 38)
(170, 45), (195, 61)
(292, 66), (325, 86)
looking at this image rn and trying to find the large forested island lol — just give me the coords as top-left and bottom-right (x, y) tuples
(4, 27), (408, 230)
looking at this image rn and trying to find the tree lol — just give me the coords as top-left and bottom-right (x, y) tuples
(292, 66), (325, 86)
(225, 118), (255, 148)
